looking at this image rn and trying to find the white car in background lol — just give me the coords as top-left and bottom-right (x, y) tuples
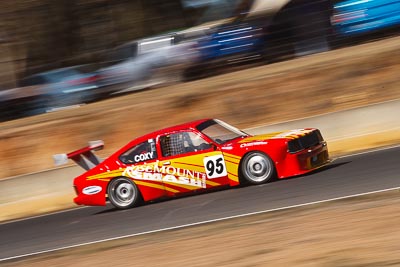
(96, 34), (199, 95)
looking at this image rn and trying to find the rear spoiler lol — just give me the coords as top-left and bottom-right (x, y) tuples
(53, 140), (104, 171)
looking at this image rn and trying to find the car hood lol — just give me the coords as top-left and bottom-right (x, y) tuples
(237, 129), (316, 144)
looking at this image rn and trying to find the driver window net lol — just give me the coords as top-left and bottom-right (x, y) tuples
(161, 133), (186, 157)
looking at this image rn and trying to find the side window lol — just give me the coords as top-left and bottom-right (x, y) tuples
(160, 131), (211, 157)
(119, 139), (157, 164)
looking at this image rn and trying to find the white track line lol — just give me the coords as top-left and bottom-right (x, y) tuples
(246, 98), (400, 131)
(1, 186), (399, 262)
(0, 206), (87, 225)
(329, 126), (400, 142)
(336, 144), (400, 159)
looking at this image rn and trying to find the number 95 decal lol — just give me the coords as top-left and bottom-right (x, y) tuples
(203, 155), (227, 179)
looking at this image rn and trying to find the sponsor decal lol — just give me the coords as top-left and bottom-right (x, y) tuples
(203, 155), (227, 179)
(134, 152), (154, 162)
(82, 186), (102, 195)
(123, 161), (206, 188)
(240, 141), (268, 148)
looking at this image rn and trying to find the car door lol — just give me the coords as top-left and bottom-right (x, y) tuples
(157, 130), (230, 196)
(119, 138), (168, 200)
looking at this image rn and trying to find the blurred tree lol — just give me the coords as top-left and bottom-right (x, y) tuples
(0, 0), (189, 87)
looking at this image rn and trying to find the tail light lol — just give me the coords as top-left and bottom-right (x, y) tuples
(67, 76), (98, 86)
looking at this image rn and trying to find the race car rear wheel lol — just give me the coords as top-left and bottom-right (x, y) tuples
(107, 177), (141, 209)
(240, 152), (275, 185)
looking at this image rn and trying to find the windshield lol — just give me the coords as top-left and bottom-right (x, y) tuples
(197, 119), (248, 144)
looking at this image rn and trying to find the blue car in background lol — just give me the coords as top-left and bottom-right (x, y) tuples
(332, 0), (400, 36)
(183, 0), (335, 80)
(196, 23), (265, 64)
(184, 0), (399, 81)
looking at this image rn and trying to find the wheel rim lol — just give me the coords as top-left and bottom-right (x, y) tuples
(109, 179), (135, 207)
(244, 154), (272, 183)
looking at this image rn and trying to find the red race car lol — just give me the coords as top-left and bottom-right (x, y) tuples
(54, 119), (330, 209)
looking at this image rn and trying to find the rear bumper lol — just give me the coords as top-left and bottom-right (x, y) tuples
(73, 193), (107, 206)
(73, 182), (107, 206)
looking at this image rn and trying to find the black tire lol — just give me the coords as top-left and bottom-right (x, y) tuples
(240, 152), (276, 185)
(107, 177), (142, 209)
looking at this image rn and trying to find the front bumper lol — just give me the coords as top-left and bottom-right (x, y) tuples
(278, 141), (330, 178)
(297, 142), (330, 170)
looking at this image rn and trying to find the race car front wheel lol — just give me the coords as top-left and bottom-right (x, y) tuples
(107, 177), (141, 209)
(240, 152), (276, 185)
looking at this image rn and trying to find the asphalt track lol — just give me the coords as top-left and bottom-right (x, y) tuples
(0, 146), (399, 261)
